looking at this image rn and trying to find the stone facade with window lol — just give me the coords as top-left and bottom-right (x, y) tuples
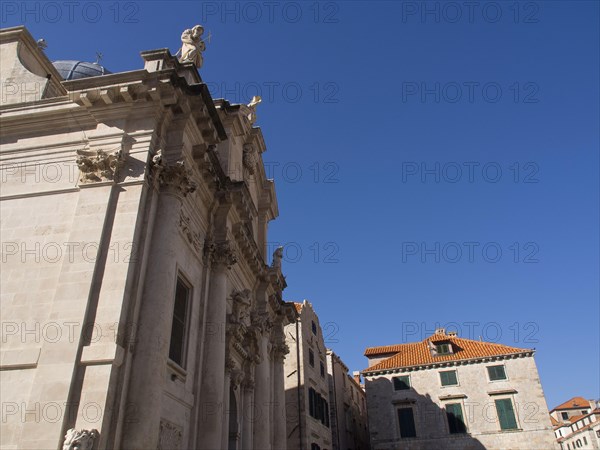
(0, 25), (296, 450)
(326, 351), (371, 450)
(551, 398), (600, 449)
(361, 329), (558, 449)
(284, 300), (333, 450)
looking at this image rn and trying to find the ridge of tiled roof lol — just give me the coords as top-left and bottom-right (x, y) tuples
(362, 333), (532, 373)
(551, 396), (591, 412)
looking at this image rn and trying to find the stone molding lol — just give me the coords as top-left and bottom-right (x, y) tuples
(76, 149), (124, 184)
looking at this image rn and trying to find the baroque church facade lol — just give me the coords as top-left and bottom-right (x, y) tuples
(0, 25), (295, 450)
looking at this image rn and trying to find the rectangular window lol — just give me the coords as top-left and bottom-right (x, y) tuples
(436, 343), (452, 354)
(440, 370), (458, 386)
(446, 403), (467, 434)
(561, 412), (569, 420)
(495, 398), (518, 430)
(393, 375), (411, 390)
(168, 276), (191, 367)
(397, 407), (417, 438)
(320, 361), (325, 377)
(487, 365), (507, 381)
(309, 349), (315, 367)
(312, 320), (318, 335)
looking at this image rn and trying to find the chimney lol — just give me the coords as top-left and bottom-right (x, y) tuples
(448, 331), (458, 337)
(434, 328), (446, 335)
(353, 371), (361, 384)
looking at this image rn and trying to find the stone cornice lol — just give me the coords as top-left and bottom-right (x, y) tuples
(362, 351), (535, 377)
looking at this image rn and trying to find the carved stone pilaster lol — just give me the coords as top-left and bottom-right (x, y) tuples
(208, 240), (237, 269)
(158, 419), (182, 450)
(251, 312), (273, 335)
(150, 150), (197, 196)
(76, 149), (123, 183)
(62, 428), (99, 450)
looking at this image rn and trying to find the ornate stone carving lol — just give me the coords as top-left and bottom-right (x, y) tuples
(230, 369), (244, 389)
(150, 150), (197, 196)
(209, 240), (237, 269)
(158, 419), (182, 450)
(179, 211), (202, 253)
(242, 144), (257, 176)
(177, 25), (206, 68)
(230, 289), (252, 326)
(251, 311), (273, 334)
(76, 149), (123, 183)
(225, 355), (236, 371)
(62, 428), (99, 450)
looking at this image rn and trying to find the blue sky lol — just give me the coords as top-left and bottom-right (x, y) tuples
(3, 1), (598, 409)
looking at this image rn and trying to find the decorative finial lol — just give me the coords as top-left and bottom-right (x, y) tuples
(95, 52), (103, 65)
(36, 39), (47, 50)
(177, 25), (208, 68)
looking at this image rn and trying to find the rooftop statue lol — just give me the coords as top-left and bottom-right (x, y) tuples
(177, 25), (206, 68)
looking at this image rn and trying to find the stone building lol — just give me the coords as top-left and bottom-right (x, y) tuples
(362, 329), (558, 450)
(326, 351), (370, 450)
(284, 300), (333, 450)
(0, 25), (296, 450)
(551, 398), (600, 449)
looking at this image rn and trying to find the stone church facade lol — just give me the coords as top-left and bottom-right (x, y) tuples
(0, 25), (295, 450)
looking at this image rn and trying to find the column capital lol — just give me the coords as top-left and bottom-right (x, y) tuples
(204, 240), (237, 269)
(150, 150), (197, 197)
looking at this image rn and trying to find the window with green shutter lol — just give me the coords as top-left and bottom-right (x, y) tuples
(393, 375), (410, 390)
(397, 407), (417, 438)
(440, 370), (458, 386)
(446, 403), (467, 434)
(487, 365), (507, 381)
(495, 398), (518, 430)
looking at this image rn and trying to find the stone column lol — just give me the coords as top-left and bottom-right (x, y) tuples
(252, 328), (272, 449)
(197, 241), (236, 450)
(241, 374), (255, 450)
(272, 338), (288, 450)
(122, 158), (196, 450)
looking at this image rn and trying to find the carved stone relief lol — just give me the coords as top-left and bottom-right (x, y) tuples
(62, 428), (99, 450)
(157, 419), (182, 450)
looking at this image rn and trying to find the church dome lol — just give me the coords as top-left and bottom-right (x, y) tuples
(52, 60), (112, 80)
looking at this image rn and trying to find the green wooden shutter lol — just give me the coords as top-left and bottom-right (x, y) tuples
(446, 403), (467, 433)
(495, 399), (518, 430)
(440, 370), (457, 386)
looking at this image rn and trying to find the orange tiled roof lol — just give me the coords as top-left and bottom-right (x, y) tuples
(293, 302), (303, 314)
(551, 397), (590, 412)
(550, 416), (560, 427)
(363, 333), (532, 373)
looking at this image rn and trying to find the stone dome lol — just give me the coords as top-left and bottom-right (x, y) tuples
(52, 60), (112, 80)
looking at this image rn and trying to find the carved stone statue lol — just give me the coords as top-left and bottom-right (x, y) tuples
(178, 25), (206, 68)
(271, 246), (283, 269)
(246, 96), (262, 124)
(62, 428), (99, 450)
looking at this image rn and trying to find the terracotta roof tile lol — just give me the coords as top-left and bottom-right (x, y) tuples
(551, 397), (590, 412)
(293, 302), (303, 314)
(363, 333), (532, 373)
